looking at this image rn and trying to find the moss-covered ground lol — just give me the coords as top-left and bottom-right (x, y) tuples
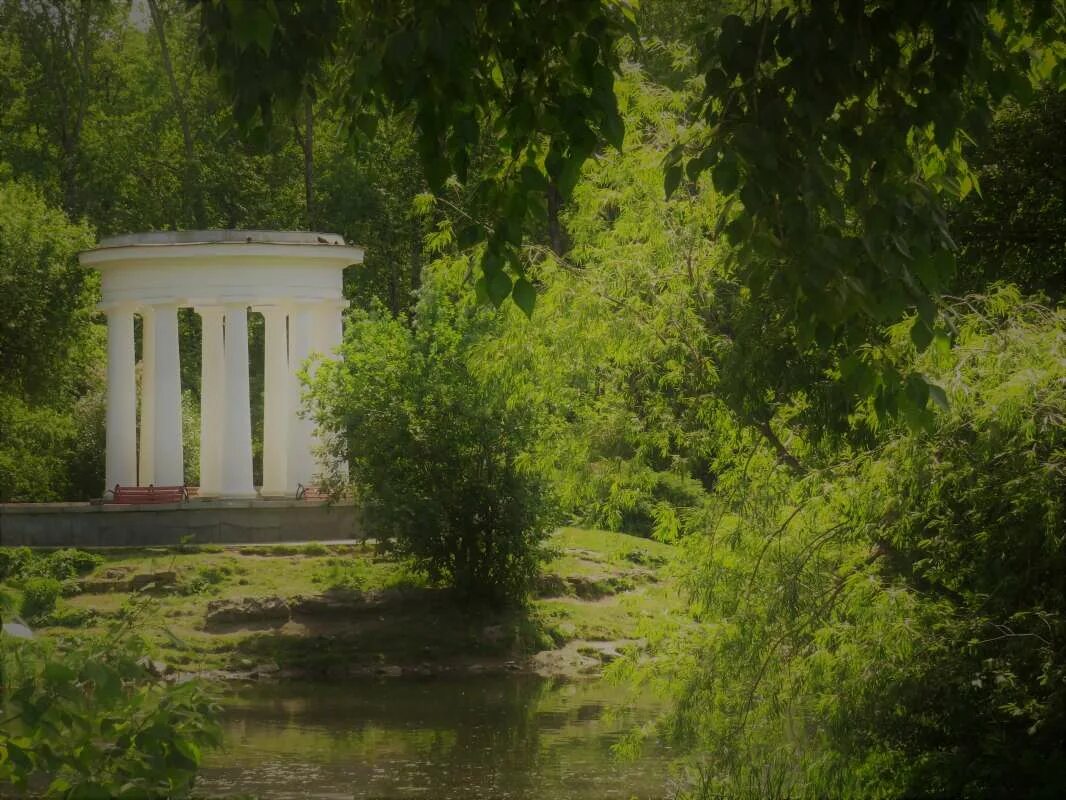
(24, 528), (681, 680)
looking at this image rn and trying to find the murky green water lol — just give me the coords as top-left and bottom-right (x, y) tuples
(198, 675), (682, 799)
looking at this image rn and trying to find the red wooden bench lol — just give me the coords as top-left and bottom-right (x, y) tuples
(296, 484), (331, 501)
(105, 484), (189, 504)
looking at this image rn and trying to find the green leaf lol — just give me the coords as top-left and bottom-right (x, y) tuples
(905, 373), (930, 409)
(44, 661), (76, 684)
(486, 269), (513, 306)
(6, 742), (31, 771)
(520, 165), (548, 192)
(602, 110), (624, 151)
(910, 318), (933, 351)
(686, 146), (718, 180)
(713, 154), (740, 195)
(512, 277), (536, 318)
(557, 153), (584, 197)
(927, 382), (949, 411)
(173, 737), (202, 766)
(664, 163), (683, 199)
(457, 224), (484, 248)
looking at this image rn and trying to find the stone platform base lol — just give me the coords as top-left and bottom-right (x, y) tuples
(0, 499), (359, 548)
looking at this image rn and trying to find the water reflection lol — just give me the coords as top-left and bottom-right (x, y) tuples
(198, 675), (676, 799)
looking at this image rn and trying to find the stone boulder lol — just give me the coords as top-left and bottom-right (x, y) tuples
(205, 596), (290, 626)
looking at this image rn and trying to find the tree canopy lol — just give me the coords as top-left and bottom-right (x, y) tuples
(193, 0), (1065, 419)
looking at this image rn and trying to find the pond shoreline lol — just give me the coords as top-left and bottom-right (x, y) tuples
(28, 528), (681, 686)
(159, 633), (647, 685)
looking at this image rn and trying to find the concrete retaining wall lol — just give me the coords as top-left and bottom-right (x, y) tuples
(0, 499), (360, 547)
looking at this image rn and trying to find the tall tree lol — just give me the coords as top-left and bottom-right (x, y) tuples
(146, 0), (206, 228)
(0, 0), (121, 216)
(294, 92), (315, 228)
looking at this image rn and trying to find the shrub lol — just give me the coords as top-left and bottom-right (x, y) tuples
(19, 576), (61, 622)
(181, 564), (233, 596)
(313, 557), (370, 591)
(2, 548), (103, 582)
(0, 546), (33, 581)
(38, 548), (104, 580)
(311, 282), (558, 603)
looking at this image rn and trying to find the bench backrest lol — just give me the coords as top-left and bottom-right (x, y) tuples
(108, 484), (188, 504)
(296, 484), (331, 501)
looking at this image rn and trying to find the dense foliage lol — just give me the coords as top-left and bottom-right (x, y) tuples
(619, 293), (1065, 799)
(0, 179), (103, 501)
(2, 547), (221, 797)
(198, 0), (1063, 417)
(0, 631), (221, 798)
(0, 1), (1064, 796)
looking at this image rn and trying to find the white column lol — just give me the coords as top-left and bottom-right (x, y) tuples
(286, 304), (316, 492)
(311, 301), (347, 480)
(104, 305), (137, 491)
(151, 303), (184, 486)
(196, 306), (225, 497)
(311, 302), (345, 359)
(260, 306), (290, 496)
(138, 306), (155, 486)
(221, 304), (256, 498)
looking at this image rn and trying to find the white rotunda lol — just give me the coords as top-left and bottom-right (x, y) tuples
(80, 230), (363, 499)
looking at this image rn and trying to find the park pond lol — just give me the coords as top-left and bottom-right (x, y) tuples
(197, 674), (681, 799)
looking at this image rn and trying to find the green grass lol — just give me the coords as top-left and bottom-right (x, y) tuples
(29, 528), (681, 677)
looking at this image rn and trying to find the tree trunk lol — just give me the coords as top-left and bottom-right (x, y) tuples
(410, 215), (422, 297)
(60, 1), (94, 215)
(754, 419), (803, 474)
(301, 93), (315, 228)
(147, 0), (206, 228)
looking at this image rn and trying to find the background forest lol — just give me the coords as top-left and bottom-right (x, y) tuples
(1, 0), (1064, 798)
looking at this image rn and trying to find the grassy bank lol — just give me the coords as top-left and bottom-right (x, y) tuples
(12, 528), (680, 680)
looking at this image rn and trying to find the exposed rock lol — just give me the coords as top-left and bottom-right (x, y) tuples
(250, 662), (280, 678)
(481, 624), (507, 644)
(535, 572), (648, 599)
(412, 662), (436, 678)
(80, 569), (178, 594)
(566, 574), (629, 599)
(290, 590), (365, 616)
(205, 596), (290, 626)
(77, 584), (120, 597)
(130, 570), (178, 591)
(137, 657), (171, 677)
(534, 573), (569, 597)
(532, 639), (644, 679)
